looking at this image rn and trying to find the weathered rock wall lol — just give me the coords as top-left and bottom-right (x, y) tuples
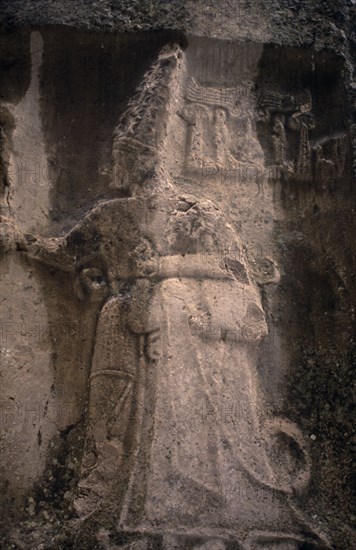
(0, 2), (355, 549)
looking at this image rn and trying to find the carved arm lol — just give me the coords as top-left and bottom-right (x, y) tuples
(145, 254), (234, 281)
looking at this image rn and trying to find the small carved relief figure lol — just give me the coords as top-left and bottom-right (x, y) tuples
(332, 134), (348, 177)
(271, 113), (286, 165)
(213, 107), (230, 166)
(289, 111), (315, 177)
(212, 107), (242, 168)
(0, 103), (15, 209)
(240, 117), (265, 164)
(183, 78), (266, 172)
(312, 132), (348, 185)
(181, 103), (215, 170)
(258, 88), (315, 178)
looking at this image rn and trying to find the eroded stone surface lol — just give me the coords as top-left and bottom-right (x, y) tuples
(0, 3), (355, 549)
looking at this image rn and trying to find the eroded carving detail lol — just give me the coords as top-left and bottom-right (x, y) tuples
(258, 89), (315, 180)
(312, 132), (348, 184)
(0, 196), (330, 549)
(0, 44), (333, 550)
(0, 102), (15, 211)
(182, 77), (264, 176)
(111, 44), (183, 193)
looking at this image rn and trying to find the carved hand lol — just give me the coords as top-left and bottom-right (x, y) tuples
(136, 258), (159, 278)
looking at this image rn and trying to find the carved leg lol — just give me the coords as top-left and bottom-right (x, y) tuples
(75, 296), (138, 518)
(75, 373), (135, 518)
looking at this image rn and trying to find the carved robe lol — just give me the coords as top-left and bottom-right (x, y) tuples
(19, 195), (327, 546)
(80, 199), (316, 544)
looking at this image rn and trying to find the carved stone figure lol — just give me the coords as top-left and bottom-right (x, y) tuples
(258, 88), (315, 178)
(239, 117), (265, 165)
(271, 113), (286, 165)
(288, 111), (315, 178)
(181, 103), (214, 170)
(0, 102), (15, 207)
(1, 192), (330, 549)
(1, 44), (333, 549)
(312, 132), (348, 185)
(182, 77), (265, 174)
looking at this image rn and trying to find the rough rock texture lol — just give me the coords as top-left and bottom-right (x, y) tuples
(0, 1), (355, 549)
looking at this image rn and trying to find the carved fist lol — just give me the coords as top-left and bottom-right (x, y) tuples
(74, 267), (108, 301)
(145, 329), (161, 362)
(130, 238), (158, 278)
(136, 258), (158, 278)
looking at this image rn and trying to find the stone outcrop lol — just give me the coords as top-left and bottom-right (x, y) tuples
(0, 2), (355, 549)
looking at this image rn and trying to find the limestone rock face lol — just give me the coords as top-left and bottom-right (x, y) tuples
(0, 2), (354, 549)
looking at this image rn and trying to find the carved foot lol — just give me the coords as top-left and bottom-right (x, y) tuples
(75, 440), (123, 519)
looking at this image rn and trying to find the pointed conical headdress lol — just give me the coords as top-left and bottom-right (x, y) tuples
(112, 44), (183, 191)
